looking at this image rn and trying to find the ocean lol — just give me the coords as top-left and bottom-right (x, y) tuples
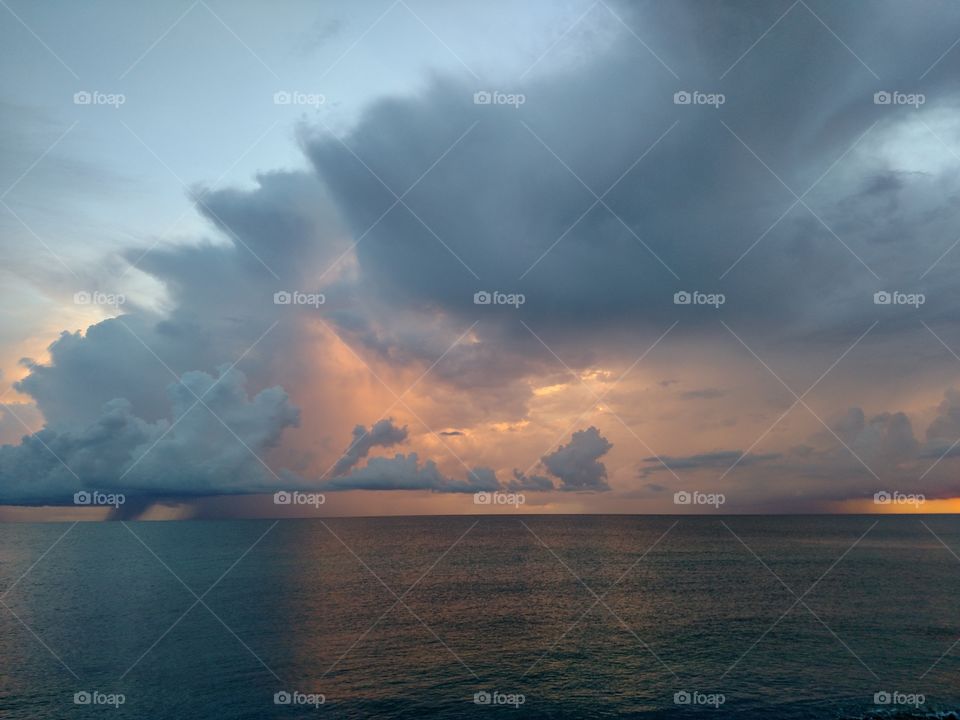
(1, 515), (959, 718)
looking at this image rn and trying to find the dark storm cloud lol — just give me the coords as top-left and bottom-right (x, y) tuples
(15, 171), (347, 430)
(507, 469), (555, 492)
(540, 426), (612, 492)
(299, 0), (960, 374)
(330, 419), (408, 476)
(925, 388), (960, 448)
(0, 368), (299, 504)
(1, 172), (346, 503)
(323, 426), (611, 494)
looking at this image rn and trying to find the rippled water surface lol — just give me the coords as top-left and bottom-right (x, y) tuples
(2, 515), (960, 718)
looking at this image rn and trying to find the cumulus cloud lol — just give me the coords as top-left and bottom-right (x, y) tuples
(1, 171), (352, 506)
(925, 388), (960, 449)
(507, 469), (554, 492)
(826, 408), (919, 466)
(322, 426), (611, 495)
(14, 171), (347, 430)
(540, 426), (612, 492)
(0, 368), (299, 504)
(330, 419), (408, 477)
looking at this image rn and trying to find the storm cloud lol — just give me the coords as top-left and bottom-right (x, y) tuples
(330, 419), (409, 477)
(540, 426), (613, 492)
(4, 0), (960, 511)
(0, 368), (300, 504)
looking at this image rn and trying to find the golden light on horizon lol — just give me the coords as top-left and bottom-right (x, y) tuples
(833, 497), (960, 514)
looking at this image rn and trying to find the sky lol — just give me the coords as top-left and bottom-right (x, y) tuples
(3, 0), (960, 520)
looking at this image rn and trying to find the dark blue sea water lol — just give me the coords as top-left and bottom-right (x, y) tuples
(1, 515), (959, 718)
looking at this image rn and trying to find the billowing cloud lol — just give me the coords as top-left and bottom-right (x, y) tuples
(926, 388), (960, 449)
(507, 469), (554, 492)
(0, 368), (299, 504)
(826, 407), (920, 466)
(322, 426), (611, 495)
(330, 419), (408, 477)
(300, 13), (960, 373)
(540, 426), (612, 492)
